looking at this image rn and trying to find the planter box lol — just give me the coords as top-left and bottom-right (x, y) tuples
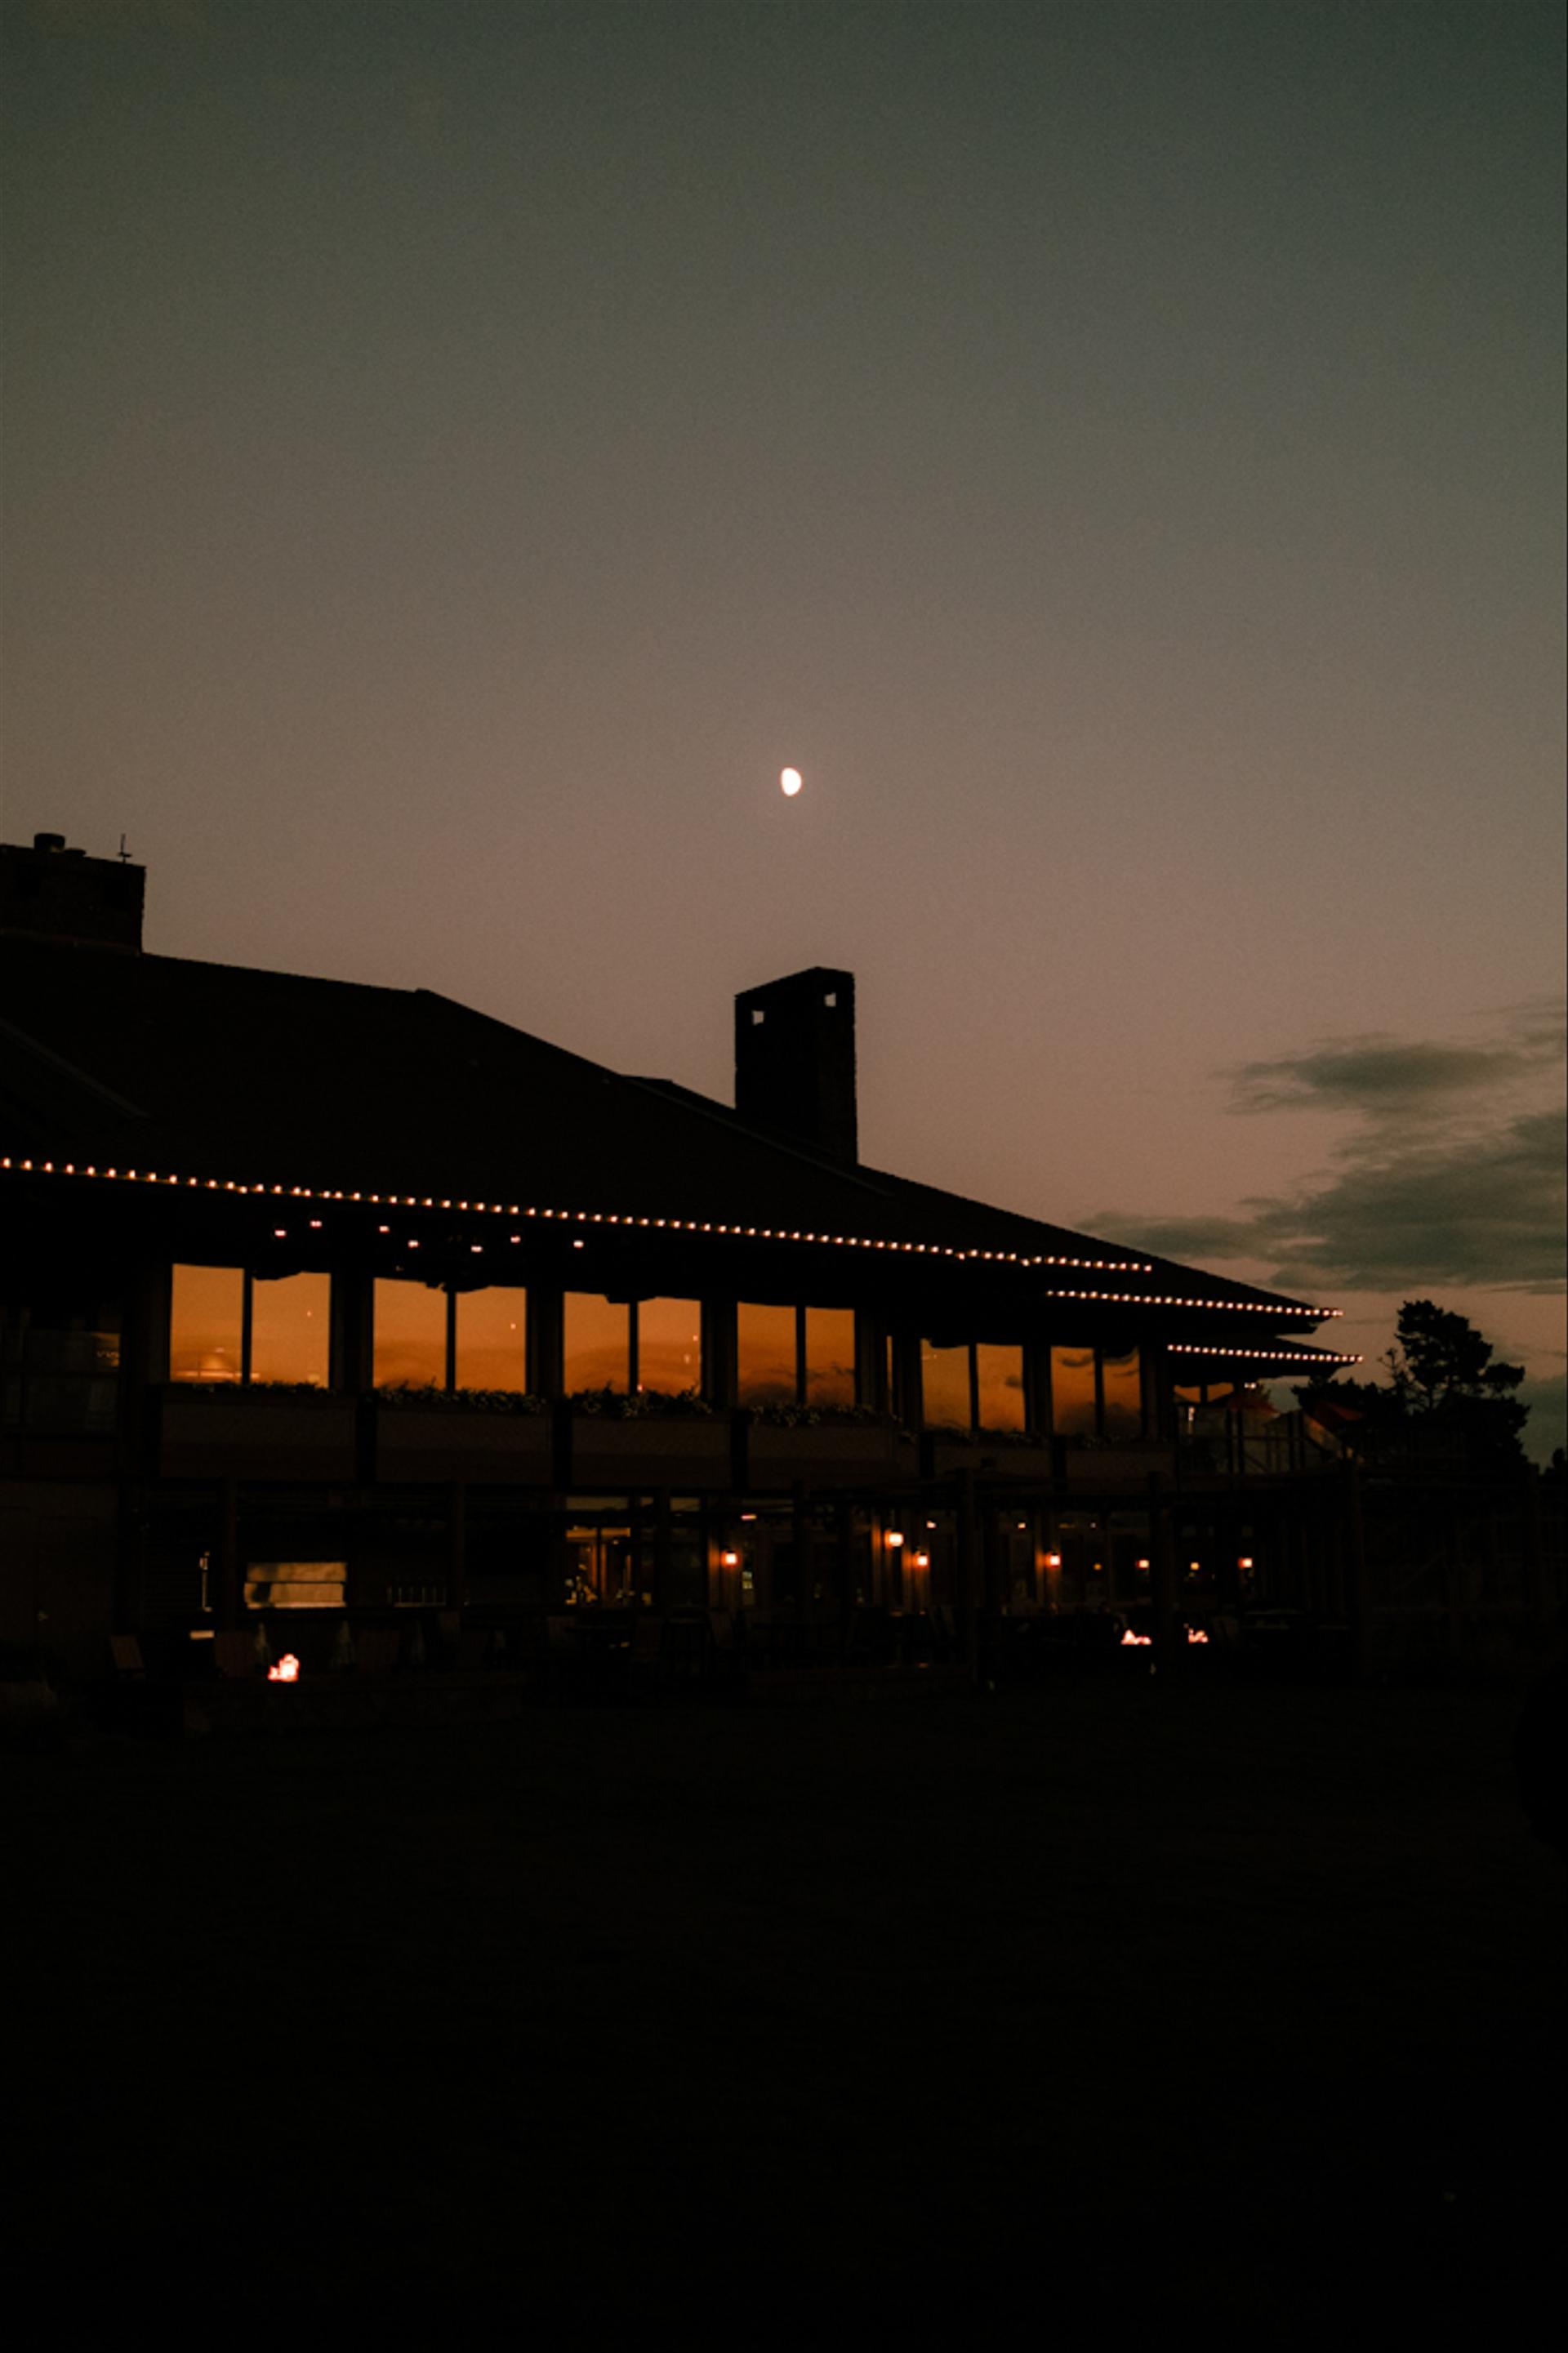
(569, 1415), (731, 1491)
(746, 1424), (915, 1490)
(1062, 1444), (1176, 1486)
(375, 1406), (553, 1485)
(930, 1440), (1056, 1481)
(158, 1389), (357, 1481)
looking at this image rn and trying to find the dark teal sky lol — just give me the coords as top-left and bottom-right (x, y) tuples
(3, 2), (1564, 1446)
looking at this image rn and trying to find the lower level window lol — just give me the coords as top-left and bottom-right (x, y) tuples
(243, 1561), (347, 1610)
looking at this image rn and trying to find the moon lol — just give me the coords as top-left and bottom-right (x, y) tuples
(780, 766), (803, 796)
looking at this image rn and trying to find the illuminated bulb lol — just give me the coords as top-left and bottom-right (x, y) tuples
(885, 1531), (905, 1548)
(720, 1550), (739, 1568)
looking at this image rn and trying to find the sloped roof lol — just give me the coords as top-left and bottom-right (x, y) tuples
(0, 934), (1331, 1328)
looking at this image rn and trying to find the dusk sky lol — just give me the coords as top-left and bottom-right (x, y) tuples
(2, 2), (1563, 1450)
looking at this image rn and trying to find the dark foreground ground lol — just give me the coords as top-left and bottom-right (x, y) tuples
(5, 1673), (1563, 2346)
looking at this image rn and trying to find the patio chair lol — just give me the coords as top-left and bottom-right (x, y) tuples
(353, 1624), (403, 1677)
(212, 1630), (258, 1679)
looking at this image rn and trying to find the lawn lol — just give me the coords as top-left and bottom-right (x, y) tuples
(5, 1673), (1561, 2342)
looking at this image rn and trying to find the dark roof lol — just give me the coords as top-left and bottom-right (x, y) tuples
(0, 934), (1331, 1326)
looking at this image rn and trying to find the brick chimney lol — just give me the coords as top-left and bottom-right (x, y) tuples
(0, 833), (145, 952)
(735, 967), (858, 1162)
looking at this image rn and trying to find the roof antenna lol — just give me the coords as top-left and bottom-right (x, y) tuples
(118, 833), (131, 862)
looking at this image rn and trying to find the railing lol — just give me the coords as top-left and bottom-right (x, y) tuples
(1, 1328), (120, 1434)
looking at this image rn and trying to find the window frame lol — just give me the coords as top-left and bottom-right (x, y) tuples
(735, 1302), (862, 1410)
(170, 1263), (332, 1389)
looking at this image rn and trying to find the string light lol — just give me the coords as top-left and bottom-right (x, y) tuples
(1042, 1286), (1340, 1319)
(1169, 1342), (1362, 1365)
(0, 1158), (1160, 1272)
(0, 1156), (1343, 1326)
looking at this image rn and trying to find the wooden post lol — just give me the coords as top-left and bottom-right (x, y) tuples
(957, 1469), (981, 1683)
(448, 1480), (467, 1615)
(216, 1477), (240, 1629)
(653, 1489), (672, 1614)
(1343, 1462), (1369, 1682)
(792, 1480), (811, 1617)
(1149, 1473), (1178, 1667)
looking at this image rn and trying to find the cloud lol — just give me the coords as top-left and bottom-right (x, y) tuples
(1228, 1004), (1566, 1121)
(1097, 1005), (1566, 1295)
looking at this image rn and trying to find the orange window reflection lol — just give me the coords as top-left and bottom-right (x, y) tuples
(974, 1344), (1026, 1431)
(1101, 1347), (1143, 1436)
(737, 1303), (797, 1406)
(638, 1297), (702, 1393)
(374, 1279), (448, 1388)
(921, 1342), (972, 1431)
(170, 1265), (244, 1384)
(455, 1287), (528, 1392)
(804, 1308), (856, 1407)
(250, 1272), (330, 1386)
(1050, 1346), (1098, 1437)
(564, 1294), (630, 1393)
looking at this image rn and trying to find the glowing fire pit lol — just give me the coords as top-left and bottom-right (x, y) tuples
(266, 1653), (301, 1683)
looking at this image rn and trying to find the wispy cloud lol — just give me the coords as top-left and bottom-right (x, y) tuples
(1097, 1005), (1566, 1295)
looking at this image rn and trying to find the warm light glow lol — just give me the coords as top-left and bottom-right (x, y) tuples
(1187, 1627), (1210, 1645)
(720, 1549), (740, 1568)
(885, 1530), (906, 1548)
(1044, 1552), (1062, 1569)
(1238, 1556), (1254, 1570)
(1120, 1629), (1152, 1647)
(780, 767), (803, 795)
(266, 1654), (301, 1682)
(912, 1551), (930, 1569)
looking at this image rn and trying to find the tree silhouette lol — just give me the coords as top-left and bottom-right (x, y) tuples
(1297, 1299), (1529, 1474)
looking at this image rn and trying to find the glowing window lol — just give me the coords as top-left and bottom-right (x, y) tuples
(637, 1297), (702, 1394)
(455, 1287), (528, 1392)
(244, 1560), (347, 1611)
(737, 1303), (797, 1406)
(975, 1344), (1026, 1432)
(170, 1265), (244, 1384)
(920, 1341), (972, 1431)
(804, 1308), (856, 1407)
(374, 1279), (447, 1388)
(564, 1293), (630, 1393)
(250, 1272), (330, 1387)
(1101, 1347), (1143, 1436)
(1050, 1347), (1098, 1438)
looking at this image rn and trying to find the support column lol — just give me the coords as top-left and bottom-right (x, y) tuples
(448, 1481), (467, 1615)
(216, 1477), (240, 1629)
